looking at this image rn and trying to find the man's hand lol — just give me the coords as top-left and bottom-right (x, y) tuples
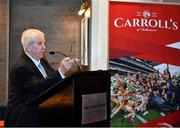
(58, 57), (74, 76)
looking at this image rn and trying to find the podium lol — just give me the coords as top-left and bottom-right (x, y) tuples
(29, 71), (110, 127)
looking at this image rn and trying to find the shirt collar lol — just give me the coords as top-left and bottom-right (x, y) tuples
(25, 52), (41, 67)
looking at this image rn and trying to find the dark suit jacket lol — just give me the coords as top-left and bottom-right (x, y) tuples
(5, 52), (63, 127)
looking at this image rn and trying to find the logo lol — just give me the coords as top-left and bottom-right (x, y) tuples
(143, 10), (151, 18)
(114, 10), (178, 32)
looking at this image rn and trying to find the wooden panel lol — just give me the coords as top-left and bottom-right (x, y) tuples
(10, 0), (81, 69)
(0, 0), (8, 106)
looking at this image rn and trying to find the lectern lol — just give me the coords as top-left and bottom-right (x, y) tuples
(29, 71), (110, 127)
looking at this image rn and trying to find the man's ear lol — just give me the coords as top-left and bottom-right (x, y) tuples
(27, 45), (32, 52)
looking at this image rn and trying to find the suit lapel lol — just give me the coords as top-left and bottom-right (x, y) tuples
(21, 53), (45, 79)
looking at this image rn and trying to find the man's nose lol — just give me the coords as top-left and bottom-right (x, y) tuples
(42, 44), (46, 49)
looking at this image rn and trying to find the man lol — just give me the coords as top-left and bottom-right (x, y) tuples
(5, 28), (74, 126)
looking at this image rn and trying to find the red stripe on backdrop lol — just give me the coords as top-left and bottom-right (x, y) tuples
(109, 2), (180, 66)
(110, 35), (180, 65)
(109, 48), (139, 59)
(138, 110), (180, 127)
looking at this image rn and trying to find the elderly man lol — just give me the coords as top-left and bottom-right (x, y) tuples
(5, 28), (74, 126)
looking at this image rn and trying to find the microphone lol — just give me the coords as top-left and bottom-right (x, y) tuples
(49, 51), (81, 71)
(49, 51), (67, 57)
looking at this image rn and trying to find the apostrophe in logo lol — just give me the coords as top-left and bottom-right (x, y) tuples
(143, 10), (151, 18)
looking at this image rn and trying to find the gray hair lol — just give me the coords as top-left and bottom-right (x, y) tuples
(21, 28), (45, 52)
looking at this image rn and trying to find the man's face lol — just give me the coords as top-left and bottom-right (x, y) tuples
(29, 35), (46, 60)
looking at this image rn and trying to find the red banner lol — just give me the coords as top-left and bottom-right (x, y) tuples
(139, 110), (180, 127)
(109, 2), (180, 66)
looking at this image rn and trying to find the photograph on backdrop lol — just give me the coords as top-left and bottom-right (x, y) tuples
(109, 56), (180, 127)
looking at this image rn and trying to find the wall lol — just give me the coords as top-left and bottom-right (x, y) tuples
(0, 0), (9, 106)
(10, 0), (81, 69)
(89, 0), (109, 71)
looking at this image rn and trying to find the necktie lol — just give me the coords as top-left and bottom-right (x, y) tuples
(38, 63), (48, 78)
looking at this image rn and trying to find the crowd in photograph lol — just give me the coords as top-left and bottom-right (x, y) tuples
(110, 69), (180, 122)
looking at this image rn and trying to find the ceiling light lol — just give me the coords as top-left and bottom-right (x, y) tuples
(78, 3), (86, 15)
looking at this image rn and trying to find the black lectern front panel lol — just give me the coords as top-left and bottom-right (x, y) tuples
(31, 71), (110, 127)
(74, 71), (110, 126)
